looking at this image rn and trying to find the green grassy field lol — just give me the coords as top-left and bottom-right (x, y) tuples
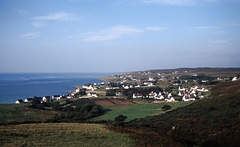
(0, 104), (58, 124)
(90, 101), (193, 122)
(0, 123), (135, 147)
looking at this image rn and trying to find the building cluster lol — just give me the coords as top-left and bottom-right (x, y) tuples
(178, 86), (208, 101)
(131, 85), (209, 102)
(15, 89), (101, 104)
(15, 95), (71, 104)
(133, 91), (175, 102)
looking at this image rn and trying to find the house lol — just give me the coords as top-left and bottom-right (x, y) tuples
(123, 85), (129, 89)
(167, 93), (172, 98)
(24, 98), (33, 103)
(182, 95), (195, 101)
(193, 74), (198, 77)
(87, 92), (98, 97)
(179, 86), (186, 91)
(82, 85), (96, 91)
(165, 97), (175, 102)
(133, 93), (143, 99)
(159, 95), (165, 100)
(154, 92), (165, 100)
(116, 92), (122, 96)
(135, 85), (141, 88)
(42, 96), (51, 102)
(190, 90), (196, 95)
(149, 91), (157, 98)
(76, 88), (81, 92)
(158, 92), (162, 96)
(71, 92), (78, 96)
(155, 95), (164, 100)
(149, 77), (155, 81)
(67, 95), (73, 99)
(178, 91), (183, 96)
(148, 82), (154, 87)
(15, 99), (23, 104)
(52, 95), (62, 100)
(232, 77), (238, 81)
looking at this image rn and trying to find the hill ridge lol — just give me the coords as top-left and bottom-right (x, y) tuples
(123, 81), (240, 146)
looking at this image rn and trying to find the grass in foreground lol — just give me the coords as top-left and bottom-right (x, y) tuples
(0, 123), (135, 147)
(90, 101), (193, 122)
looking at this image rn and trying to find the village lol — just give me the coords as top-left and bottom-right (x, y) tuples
(15, 70), (239, 104)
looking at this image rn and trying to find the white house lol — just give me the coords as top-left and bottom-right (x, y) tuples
(232, 77), (238, 81)
(76, 88), (81, 92)
(178, 91), (183, 96)
(193, 74), (198, 77)
(124, 85), (129, 89)
(15, 99), (23, 104)
(87, 92), (98, 97)
(133, 93), (143, 99)
(182, 95), (195, 101)
(190, 90), (196, 95)
(67, 95), (73, 99)
(52, 95), (62, 100)
(135, 85), (141, 88)
(148, 83), (154, 87)
(165, 97), (175, 102)
(179, 86), (186, 91)
(42, 96), (51, 102)
(24, 98), (33, 103)
(149, 77), (155, 81)
(149, 91), (157, 98)
(116, 92), (122, 96)
(82, 85), (96, 91)
(168, 93), (172, 98)
(155, 95), (164, 100)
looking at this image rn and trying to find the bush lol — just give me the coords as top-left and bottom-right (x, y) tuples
(52, 102), (61, 111)
(161, 105), (171, 111)
(115, 115), (127, 122)
(89, 105), (104, 117)
(62, 106), (74, 112)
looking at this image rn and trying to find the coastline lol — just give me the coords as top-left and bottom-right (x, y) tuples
(0, 73), (110, 104)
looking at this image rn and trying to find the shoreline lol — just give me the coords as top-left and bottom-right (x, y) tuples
(0, 73), (110, 104)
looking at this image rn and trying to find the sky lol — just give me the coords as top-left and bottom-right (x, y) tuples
(0, 0), (240, 73)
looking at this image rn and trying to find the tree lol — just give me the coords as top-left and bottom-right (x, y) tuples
(115, 115), (127, 122)
(52, 102), (61, 111)
(89, 105), (104, 117)
(161, 105), (171, 111)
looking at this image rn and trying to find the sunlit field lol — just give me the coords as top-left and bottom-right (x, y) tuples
(91, 101), (193, 122)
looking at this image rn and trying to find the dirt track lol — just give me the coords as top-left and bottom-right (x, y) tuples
(91, 98), (135, 107)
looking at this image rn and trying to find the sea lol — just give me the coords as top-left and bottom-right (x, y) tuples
(0, 73), (111, 103)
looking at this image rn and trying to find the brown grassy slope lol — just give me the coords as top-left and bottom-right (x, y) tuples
(91, 98), (135, 107)
(121, 81), (240, 146)
(0, 123), (135, 147)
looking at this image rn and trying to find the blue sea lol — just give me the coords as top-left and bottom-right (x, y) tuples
(0, 73), (110, 103)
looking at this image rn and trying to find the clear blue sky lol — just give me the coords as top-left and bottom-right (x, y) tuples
(0, 0), (240, 73)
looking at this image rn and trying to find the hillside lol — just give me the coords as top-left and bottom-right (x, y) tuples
(146, 67), (240, 73)
(91, 98), (135, 107)
(129, 67), (240, 76)
(118, 81), (240, 146)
